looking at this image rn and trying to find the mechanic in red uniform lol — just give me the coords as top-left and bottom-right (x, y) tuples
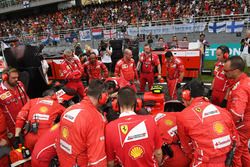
(165, 51), (184, 100)
(14, 89), (65, 151)
(31, 123), (60, 167)
(114, 49), (139, 91)
(0, 109), (10, 166)
(105, 87), (163, 167)
(211, 46), (231, 106)
(137, 44), (161, 92)
(60, 49), (85, 99)
(154, 113), (190, 167)
(84, 52), (108, 82)
(105, 77), (135, 93)
(0, 67), (29, 143)
(224, 56), (250, 167)
(176, 79), (238, 167)
(56, 80), (107, 167)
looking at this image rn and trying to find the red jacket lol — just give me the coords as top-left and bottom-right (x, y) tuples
(213, 62), (229, 92)
(114, 58), (138, 82)
(16, 97), (65, 130)
(0, 81), (28, 136)
(84, 60), (108, 80)
(59, 58), (84, 81)
(139, 53), (160, 73)
(165, 57), (184, 80)
(0, 109), (8, 143)
(0, 109), (9, 166)
(106, 77), (131, 89)
(154, 112), (178, 144)
(32, 124), (59, 167)
(226, 73), (250, 137)
(15, 97), (65, 150)
(56, 97), (107, 167)
(176, 97), (238, 161)
(105, 112), (162, 167)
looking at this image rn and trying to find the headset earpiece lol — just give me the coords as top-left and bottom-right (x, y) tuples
(2, 73), (8, 81)
(182, 90), (191, 101)
(112, 98), (119, 112)
(135, 98), (142, 112)
(223, 52), (229, 60)
(98, 92), (108, 105)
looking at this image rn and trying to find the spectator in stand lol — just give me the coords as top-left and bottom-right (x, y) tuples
(100, 40), (112, 73)
(240, 29), (250, 74)
(0, 0), (249, 38)
(198, 33), (210, 69)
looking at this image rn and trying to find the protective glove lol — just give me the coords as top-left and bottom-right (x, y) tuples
(13, 136), (21, 149)
(220, 99), (228, 108)
(161, 143), (174, 158)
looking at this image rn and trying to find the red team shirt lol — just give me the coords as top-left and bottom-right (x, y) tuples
(165, 57), (184, 80)
(84, 60), (108, 80)
(105, 112), (162, 167)
(114, 58), (138, 82)
(213, 62), (229, 92)
(0, 81), (28, 136)
(139, 53), (160, 73)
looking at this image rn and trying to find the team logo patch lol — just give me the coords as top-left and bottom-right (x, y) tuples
(61, 126), (69, 139)
(164, 119), (173, 126)
(121, 125), (128, 135)
(213, 122), (224, 134)
(212, 135), (231, 149)
(122, 64), (128, 68)
(195, 107), (202, 112)
(129, 145), (145, 159)
(39, 106), (48, 113)
(0, 91), (11, 100)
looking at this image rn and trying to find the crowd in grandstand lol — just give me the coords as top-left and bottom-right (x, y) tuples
(0, 0), (249, 38)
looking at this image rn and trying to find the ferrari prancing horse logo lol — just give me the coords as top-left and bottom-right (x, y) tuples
(121, 125), (128, 135)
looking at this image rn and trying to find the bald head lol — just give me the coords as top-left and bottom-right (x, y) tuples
(123, 49), (133, 61)
(247, 29), (250, 38)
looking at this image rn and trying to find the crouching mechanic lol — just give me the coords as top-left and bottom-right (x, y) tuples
(165, 51), (184, 100)
(31, 123), (60, 167)
(176, 79), (238, 167)
(154, 112), (190, 167)
(60, 49), (85, 99)
(105, 87), (163, 167)
(56, 80), (108, 167)
(14, 90), (65, 151)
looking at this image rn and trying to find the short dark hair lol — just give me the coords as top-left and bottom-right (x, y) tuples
(183, 79), (204, 98)
(217, 45), (229, 54)
(165, 51), (173, 58)
(118, 87), (136, 108)
(227, 56), (245, 72)
(87, 79), (106, 99)
(200, 33), (205, 37)
(144, 43), (150, 47)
